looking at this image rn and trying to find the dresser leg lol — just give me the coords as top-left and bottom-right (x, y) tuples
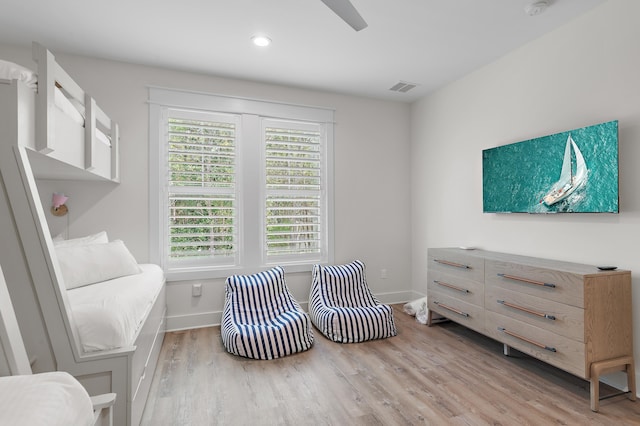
(590, 376), (600, 412)
(427, 309), (433, 327)
(626, 358), (636, 402)
(590, 356), (636, 412)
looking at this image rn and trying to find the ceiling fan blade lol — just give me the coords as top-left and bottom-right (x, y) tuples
(320, 0), (368, 31)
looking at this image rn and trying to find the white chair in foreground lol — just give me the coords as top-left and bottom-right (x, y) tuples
(309, 260), (397, 343)
(0, 265), (116, 426)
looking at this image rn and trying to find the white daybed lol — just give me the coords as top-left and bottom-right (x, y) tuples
(0, 264), (116, 426)
(0, 43), (166, 426)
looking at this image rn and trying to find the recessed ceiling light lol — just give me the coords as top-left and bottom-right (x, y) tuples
(251, 35), (271, 47)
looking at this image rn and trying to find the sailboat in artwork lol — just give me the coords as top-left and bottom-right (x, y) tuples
(543, 134), (588, 206)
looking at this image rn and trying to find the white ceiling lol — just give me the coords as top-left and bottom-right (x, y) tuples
(0, 0), (606, 102)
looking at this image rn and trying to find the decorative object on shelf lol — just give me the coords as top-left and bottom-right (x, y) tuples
(51, 193), (69, 216)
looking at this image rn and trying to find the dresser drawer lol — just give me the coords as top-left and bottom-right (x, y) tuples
(428, 289), (485, 333)
(485, 260), (584, 308)
(485, 286), (584, 342)
(428, 249), (484, 283)
(486, 311), (586, 378)
(428, 269), (484, 306)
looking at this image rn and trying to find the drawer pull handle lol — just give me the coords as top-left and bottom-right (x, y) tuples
(497, 327), (556, 352)
(496, 300), (556, 320)
(434, 280), (470, 294)
(497, 273), (556, 288)
(433, 301), (469, 318)
(434, 259), (471, 269)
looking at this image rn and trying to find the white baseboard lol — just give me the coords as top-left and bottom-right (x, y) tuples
(372, 290), (418, 305)
(165, 291), (414, 331)
(166, 311), (221, 332)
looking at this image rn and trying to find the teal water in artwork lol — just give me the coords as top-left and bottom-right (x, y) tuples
(482, 120), (619, 213)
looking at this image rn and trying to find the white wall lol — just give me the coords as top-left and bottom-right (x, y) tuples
(0, 42), (413, 331)
(411, 0), (640, 392)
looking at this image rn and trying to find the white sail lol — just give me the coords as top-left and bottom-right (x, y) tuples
(542, 134), (588, 206)
(571, 136), (587, 183)
(557, 136), (573, 188)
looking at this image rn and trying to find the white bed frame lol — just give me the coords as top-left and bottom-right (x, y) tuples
(0, 265), (116, 426)
(0, 43), (166, 426)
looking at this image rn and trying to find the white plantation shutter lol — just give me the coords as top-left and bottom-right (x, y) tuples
(166, 110), (238, 266)
(150, 87), (333, 279)
(264, 120), (324, 261)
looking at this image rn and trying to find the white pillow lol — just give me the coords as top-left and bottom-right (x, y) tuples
(53, 231), (108, 248)
(54, 86), (85, 124)
(56, 240), (141, 289)
(0, 59), (37, 89)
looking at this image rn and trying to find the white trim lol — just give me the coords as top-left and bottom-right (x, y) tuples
(148, 103), (163, 267)
(164, 291), (411, 330)
(240, 114), (261, 269)
(326, 119), (335, 265)
(148, 86), (335, 123)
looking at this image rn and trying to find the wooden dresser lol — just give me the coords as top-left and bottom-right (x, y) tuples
(427, 247), (636, 411)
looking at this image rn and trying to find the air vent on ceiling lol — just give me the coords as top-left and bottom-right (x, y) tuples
(389, 81), (418, 93)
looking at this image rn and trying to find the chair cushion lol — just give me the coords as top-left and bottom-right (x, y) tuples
(310, 260), (397, 343)
(313, 260), (379, 308)
(221, 266), (314, 359)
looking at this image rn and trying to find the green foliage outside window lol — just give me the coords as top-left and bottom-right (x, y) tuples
(168, 118), (236, 259)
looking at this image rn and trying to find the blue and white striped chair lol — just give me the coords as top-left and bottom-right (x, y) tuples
(221, 266), (314, 360)
(309, 260), (397, 343)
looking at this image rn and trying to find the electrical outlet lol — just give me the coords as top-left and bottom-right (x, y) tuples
(381, 269), (388, 279)
(192, 283), (202, 297)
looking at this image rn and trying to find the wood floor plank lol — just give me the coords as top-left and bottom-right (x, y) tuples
(141, 305), (640, 425)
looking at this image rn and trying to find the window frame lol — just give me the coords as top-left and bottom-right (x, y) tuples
(149, 87), (334, 280)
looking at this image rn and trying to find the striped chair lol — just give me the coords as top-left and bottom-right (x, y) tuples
(309, 260), (397, 343)
(221, 266), (314, 360)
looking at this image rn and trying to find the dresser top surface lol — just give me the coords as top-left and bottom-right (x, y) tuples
(428, 247), (630, 277)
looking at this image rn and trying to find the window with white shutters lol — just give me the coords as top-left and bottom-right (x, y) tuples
(149, 88), (334, 279)
(166, 112), (238, 267)
(264, 121), (323, 262)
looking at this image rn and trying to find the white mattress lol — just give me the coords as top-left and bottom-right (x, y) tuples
(67, 264), (165, 352)
(54, 86), (111, 146)
(0, 371), (94, 426)
(0, 59), (110, 146)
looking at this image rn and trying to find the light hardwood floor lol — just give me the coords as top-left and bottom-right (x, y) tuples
(141, 305), (640, 425)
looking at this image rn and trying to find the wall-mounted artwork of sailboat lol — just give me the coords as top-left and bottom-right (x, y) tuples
(483, 120), (619, 213)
